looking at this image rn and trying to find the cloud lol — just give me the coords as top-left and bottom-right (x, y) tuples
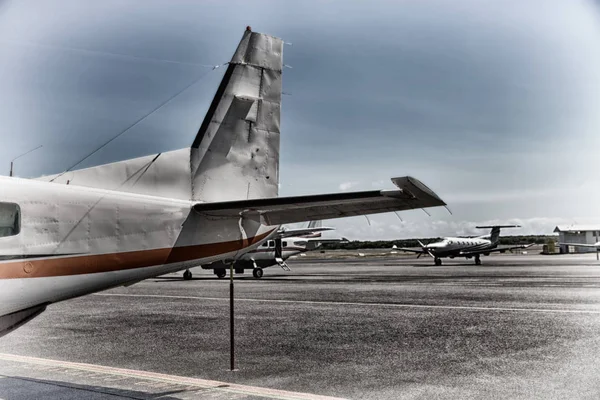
(339, 181), (359, 191)
(322, 215), (600, 241)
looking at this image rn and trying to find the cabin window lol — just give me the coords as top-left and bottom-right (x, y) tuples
(0, 202), (20, 237)
(261, 242), (268, 247)
(283, 241), (288, 247)
(268, 240), (275, 247)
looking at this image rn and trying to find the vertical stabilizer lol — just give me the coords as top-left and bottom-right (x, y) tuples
(476, 225), (521, 244)
(36, 28), (283, 203)
(489, 227), (502, 244)
(190, 28), (283, 202)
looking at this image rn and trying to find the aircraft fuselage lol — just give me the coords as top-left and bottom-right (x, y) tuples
(425, 237), (496, 258)
(0, 176), (276, 334)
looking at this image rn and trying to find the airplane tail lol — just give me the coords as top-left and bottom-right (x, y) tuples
(38, 28), (283, 203)
(476, 225), (520, 244)
(190, 27), (283, 202)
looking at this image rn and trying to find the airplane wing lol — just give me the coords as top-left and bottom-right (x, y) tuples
(397, 247), (428, 254)
(277, 227), (335, 239)
(292, 237), (348, 251)
(193, 176), (445, 226)
(306, 238), (349, 244)
(561, 243), (599, 248)
(459, 244), (534, 256)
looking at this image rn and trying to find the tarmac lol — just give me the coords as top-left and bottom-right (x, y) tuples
(2, 253), (600, 399)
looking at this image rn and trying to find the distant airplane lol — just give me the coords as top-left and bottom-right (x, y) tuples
(559, 242), (600, 260)
(192, 221), (346, 279)
(399, 225), (531, 265)
(182, 221), (334, 279)
(0, 28), (446, 337)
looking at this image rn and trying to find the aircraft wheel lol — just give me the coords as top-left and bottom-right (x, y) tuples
(434, 258), (442, 266)
(252, 268), (264, 279)
(215, 269), (226, 279)
(183, 270), (192, 280)
(475, 256), (481, 265)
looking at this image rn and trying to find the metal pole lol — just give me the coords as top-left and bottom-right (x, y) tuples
(230, 262), (235, 371)
(10, 145), (43, 177)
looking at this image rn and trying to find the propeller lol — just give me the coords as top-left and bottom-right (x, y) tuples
(417, 240), (435, 258)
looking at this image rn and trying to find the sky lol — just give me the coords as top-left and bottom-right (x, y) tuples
(1, 0), (599, 239)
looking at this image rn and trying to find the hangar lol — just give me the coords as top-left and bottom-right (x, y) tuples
(554, 225), (600, 253)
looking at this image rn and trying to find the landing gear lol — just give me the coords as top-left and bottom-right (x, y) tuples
(215, 268), (226, 279)
(252, 267), (264, 279)
(183, 269), (192, 280)
(474, 255), (481, 265)
(434, 258), (442, 266)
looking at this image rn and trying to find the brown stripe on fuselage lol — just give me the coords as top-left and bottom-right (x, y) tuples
(0, 230), (274, 279)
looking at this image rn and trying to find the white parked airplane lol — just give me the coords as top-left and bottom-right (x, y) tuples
(0, 28), (446, 337)
(197, 221), (346, 279)
(399, 225), (531, 265)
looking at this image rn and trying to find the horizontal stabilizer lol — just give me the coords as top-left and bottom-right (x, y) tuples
(193, 176), (445, 226)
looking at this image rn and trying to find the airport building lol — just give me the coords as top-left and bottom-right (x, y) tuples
(554, 225), (600, 253)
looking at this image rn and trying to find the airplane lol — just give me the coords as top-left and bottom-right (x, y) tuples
(181, 221), (337, 279)
(399, 225), (531, 265)
(197, 221), (347, 279)
(0, 28), (447, 337)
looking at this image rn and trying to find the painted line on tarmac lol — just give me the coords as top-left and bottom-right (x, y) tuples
(95, 293), (600, 315)
(0, 353), (346, 400)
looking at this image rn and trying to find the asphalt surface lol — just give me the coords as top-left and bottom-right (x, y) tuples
(2, 254), (600, 399)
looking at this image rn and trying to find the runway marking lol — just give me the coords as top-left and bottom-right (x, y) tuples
(0, 353), (346, 400)
(96, 293), (600, 314)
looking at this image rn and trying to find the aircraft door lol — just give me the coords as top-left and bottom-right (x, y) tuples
(275, 238), (283, 259)
(274, 238), (290, 271)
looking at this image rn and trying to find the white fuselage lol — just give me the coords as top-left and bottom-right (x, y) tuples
(0, 176), (276, 318)
(426, 236), (495, 258)
(245, 236), (312, 265)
